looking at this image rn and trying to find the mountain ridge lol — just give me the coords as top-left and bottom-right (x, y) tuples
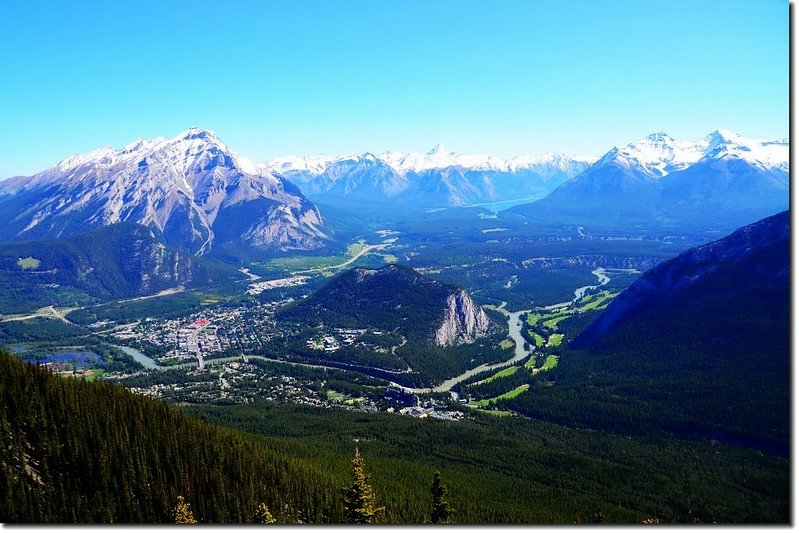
(0, 128), (328, 256)
(268, 147), (593, 207)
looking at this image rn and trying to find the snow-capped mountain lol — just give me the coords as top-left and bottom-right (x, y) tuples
(267, 146), (594, 207)
(598, 129), (789, 178)
(0, 128), (327, 255)
(508, 130), (789, 230)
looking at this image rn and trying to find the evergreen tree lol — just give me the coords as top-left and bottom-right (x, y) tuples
(174, 495), (197, 524)
(429, 471), (452, 524)
(342, 449), (382, 524)
(256, 503), (276, 524)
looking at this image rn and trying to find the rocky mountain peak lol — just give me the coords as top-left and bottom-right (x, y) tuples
(427, 144), (453, 155)
(0, 129), (327, 255)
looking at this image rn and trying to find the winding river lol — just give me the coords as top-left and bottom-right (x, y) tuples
(573, 268), (610, 301)
(414, 303), (532, 393)
(543, 267), (610, 310)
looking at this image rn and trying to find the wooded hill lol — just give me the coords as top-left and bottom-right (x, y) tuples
(275, 264), (506, 387)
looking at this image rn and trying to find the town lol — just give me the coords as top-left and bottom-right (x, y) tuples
(99, 299), (293, 366)
(87, 298), (466, 422)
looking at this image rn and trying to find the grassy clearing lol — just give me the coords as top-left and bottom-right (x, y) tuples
(265, 241), (373, 273)
(346, 242), (366, 257)
(546, 334), (564, 347)
(469, 384), (530, 407)
(498, 339), (514, 350)
(524, 356), (537, 369)
(343, 397), (365, 406)
(84, 369), (105, 382)
(477, 409), (514, 417)
(577, 291), (619, 312)
(326, 390), (344, 401)
(542, 314), (571, 331)
(526, 313), (543, 327)
(382, 254), (398, 264)
(530, 308), (574, 332)
(264, 254), (346, 272)
(530, 332), (546, 348)
(541, 355), (559, 371)
(17, 257), (41, 270)
(476, 365), (519, 385)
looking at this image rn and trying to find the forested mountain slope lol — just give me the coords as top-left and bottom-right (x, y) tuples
(278, 264), (491, 346)
(504, 211), (789, 453)
(0, 349), (340, 523)
(0, 223), (241, 313)
(0, 347), (788, 524)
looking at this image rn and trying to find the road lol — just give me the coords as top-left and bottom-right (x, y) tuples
(294, 243), (388, 274)
(114, 287), (185, 304)
(1, 305), (78, 324)
(1, 286), (186, 325)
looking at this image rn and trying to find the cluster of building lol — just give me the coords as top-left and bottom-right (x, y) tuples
(306, 335), (340, 352)
(382, 388), (464, 420)
(122, 355), (470, 422)
(126, 360), (328, 406)
(103, 300), (294, 366)
(395, 406), (465, 421)
(305, 328), (393, 354)
(246, 275), (309, 295)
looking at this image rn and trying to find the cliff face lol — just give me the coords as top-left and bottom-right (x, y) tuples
(434, 289), (491, 346)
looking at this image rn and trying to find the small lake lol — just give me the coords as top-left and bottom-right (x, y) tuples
(113, 345), (158, 370)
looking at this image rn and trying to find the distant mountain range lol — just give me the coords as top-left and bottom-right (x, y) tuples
(0, 128), (327, 256)
(267, 145), (593, 207)
(507, 130), (789, 230)
(0, 128), (787, 259)
(265, 129), (787, 223)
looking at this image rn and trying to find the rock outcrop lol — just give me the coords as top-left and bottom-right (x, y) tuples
(435, 289), (491, 346)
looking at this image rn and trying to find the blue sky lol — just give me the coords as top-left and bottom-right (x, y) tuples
(0, 0), (788, 177)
